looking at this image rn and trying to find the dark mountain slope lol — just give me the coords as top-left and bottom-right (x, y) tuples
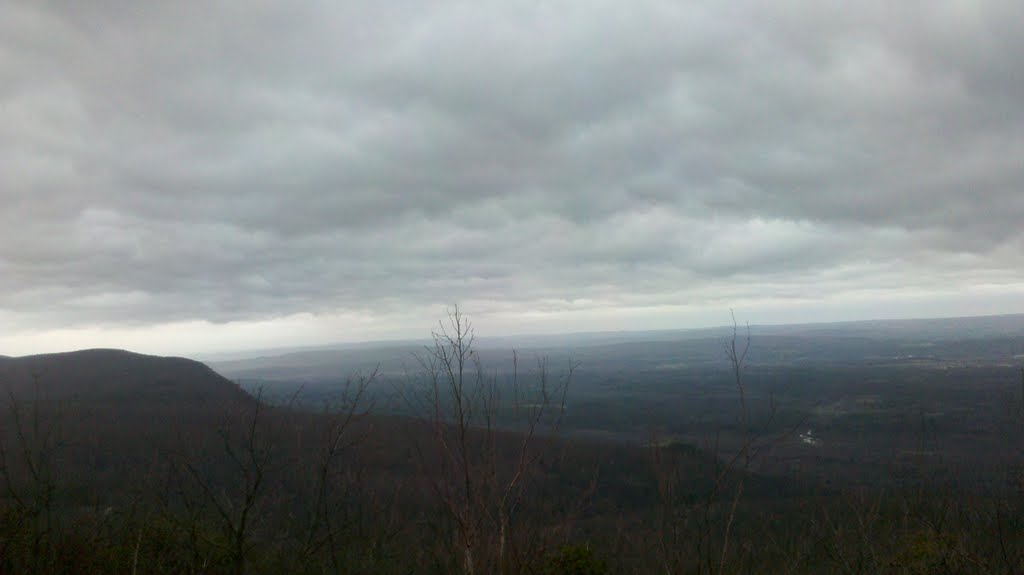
(0, 349), (258, 495)
(0, 348), (253, 405)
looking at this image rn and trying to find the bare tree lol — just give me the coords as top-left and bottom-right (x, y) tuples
(0, 371), (62, 573)
(298, 368), (379, 572)
(164, 387), (298, 575)
(406, 305), (575, 575)
(649, 312), (802, 575)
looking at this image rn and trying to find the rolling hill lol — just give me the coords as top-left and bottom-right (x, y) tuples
(0, 348), (253, 405)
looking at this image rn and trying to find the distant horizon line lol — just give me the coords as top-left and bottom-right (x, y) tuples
(197, 310), (1024, 362)
(5, 310), (1023, 363)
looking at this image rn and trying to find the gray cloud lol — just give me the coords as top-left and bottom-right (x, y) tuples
(1, 0), (1023, 349)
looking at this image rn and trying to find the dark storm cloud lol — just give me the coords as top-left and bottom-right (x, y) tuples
(1, 0), (1023, 335)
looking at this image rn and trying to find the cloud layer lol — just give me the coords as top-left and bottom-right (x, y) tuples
(2, 0), (1023, 352)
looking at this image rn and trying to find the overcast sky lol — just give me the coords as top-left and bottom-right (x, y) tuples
(2, 1), (1023, 356)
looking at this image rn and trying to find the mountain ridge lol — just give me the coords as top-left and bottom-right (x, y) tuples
(0, 347), (251, 405)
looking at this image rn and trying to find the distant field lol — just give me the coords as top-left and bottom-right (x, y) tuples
(213, 315), (1024, 491)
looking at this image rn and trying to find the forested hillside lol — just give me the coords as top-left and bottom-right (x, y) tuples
(3, 313), (1024, 573)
